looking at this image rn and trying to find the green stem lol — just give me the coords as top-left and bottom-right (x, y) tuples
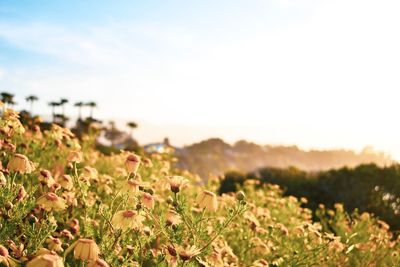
(199, 205), (244, 252)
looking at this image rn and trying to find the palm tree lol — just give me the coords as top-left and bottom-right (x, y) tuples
(54, 114), (69, 126)
(48, 101), (60, 122)
(127, 121), (138, 137)
(74, 102), (84, 119)
(105, 121), (125, 147)
(86, 101), (97, 118)
(1, 92), (16, 108)
(25, 95), (39, 114)
(59, 98), (69, 117)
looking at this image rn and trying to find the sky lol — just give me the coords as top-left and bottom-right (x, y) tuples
(0, 0), (400, 159)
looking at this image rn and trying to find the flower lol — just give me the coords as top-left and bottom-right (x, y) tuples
(88, 259), (109, 267)
(68, 219), (80, 234)
(167, 176), (189, 193)
(111, 210), (145, 230)
(125, 154), (141, 174)
(58, 175), (73, 190)
(68, 239), (100, 261)
(39, 170), (56, 187)
(166, 209), (182, 226)
(0, 245), (18, 267)
(7, 154), (35, 174)
(176, 245), (201, 261)
(141, 192), (155, 210)
(26, 251), (64, 267)
(82, 166), (98, 182)
(37, 193), (67, 211)
(46, 237), (63, 252)
(120, 179), (148, 197)
(197, 190), (218, 212)
(60, 229), (74, 240)
(67, 150), (83, 163)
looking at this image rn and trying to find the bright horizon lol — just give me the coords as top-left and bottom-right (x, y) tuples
(1, 0), (400, 159)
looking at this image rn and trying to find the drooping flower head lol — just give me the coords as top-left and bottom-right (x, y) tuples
(197, 190), (218, 212)
(46, 237), (63, 252)
(26, 251), (64, 267)
(39, 170), (56, 187)
(37, 193), (67, 211)
(125, 154), (141, 174)
(68, 239), (100, 261)
(141, 192), (155, 210)
(0, 245), (18, 267)
(111, 210), (145, 230)
(58, 174), (73, 190)
(120, 179), (149, 197)
(7, 154), (35, 174)
(67, 150), (83, 163)
(166, 209), (182, 226)
(82, 166), (98, 182)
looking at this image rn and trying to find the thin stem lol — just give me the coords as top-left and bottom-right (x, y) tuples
(199, 204), (245, 252)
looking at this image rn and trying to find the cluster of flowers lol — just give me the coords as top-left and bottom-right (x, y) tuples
(0, 105), (399, 266)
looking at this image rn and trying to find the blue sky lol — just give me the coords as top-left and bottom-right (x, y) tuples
(1, 0), (400, 159)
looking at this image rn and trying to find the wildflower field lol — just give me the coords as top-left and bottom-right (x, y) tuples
(0, 107), (399, 267)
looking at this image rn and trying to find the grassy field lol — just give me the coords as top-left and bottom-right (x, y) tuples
(0, 107), (399, 266)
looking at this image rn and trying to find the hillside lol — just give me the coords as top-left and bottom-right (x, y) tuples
(176, 138), (393, 179)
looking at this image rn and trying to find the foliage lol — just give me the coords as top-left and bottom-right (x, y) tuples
(0, 107), (398, 266)
(220, 164), (400, 231)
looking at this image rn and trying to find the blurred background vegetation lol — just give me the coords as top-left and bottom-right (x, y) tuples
(219, 164), (400, 232)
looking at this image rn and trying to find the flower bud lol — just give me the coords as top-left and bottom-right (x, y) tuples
(167, 245), (177, 257)
(236, 191), (246, 201)
(125, 154), (141, 174)
(5, 201), (13, 210)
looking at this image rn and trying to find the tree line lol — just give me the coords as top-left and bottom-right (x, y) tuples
(1, 92), (139, 151)
(219, 163), (400, 231)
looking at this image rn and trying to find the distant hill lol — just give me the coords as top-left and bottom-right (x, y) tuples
(175, 138), (394, 179)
